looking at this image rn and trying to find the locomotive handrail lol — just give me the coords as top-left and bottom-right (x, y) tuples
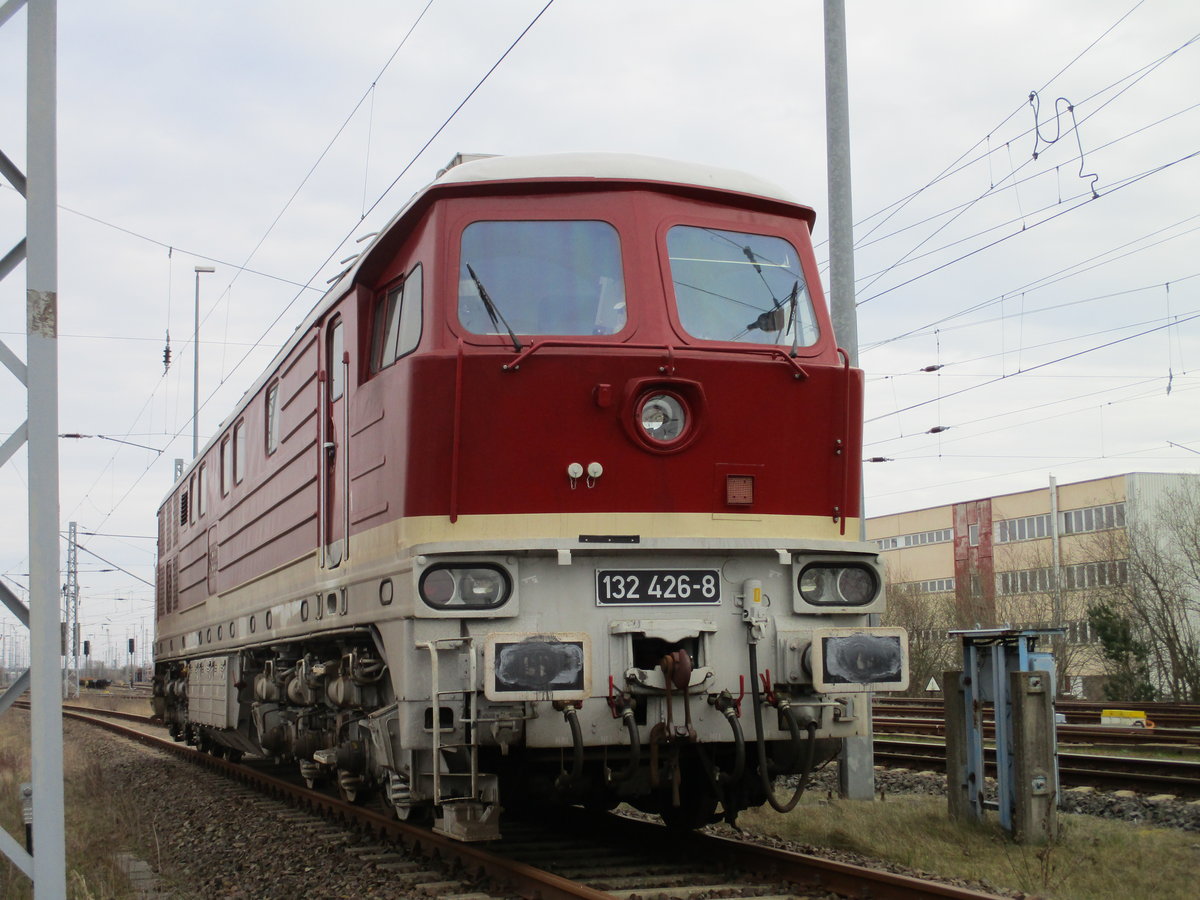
(342, 351), (351, 562)
(500, 339), (677, 372)
(837, 347), (852, 536)
(317, 370), (328, 566)
(499, 338), (810, 380)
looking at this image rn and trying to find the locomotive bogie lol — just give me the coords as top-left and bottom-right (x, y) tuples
(153, 153), (909, 839)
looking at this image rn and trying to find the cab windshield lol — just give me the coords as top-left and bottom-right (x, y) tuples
(667, 225), (819, 347)
(458, 220), (626, 337)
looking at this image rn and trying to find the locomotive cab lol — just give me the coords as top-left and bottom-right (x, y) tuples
(153, 153), (908, 841)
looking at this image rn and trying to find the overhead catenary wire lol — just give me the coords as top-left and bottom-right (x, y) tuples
(56, 1), (445, 534)
(855, 147), (1200, 310)
(864, 311), (1200, 424)
(843, 30), (1199, 304)
(61, 1), (559, 542)
(863, 218), (1200, 351)
(867, 377), (1200, 452)
(830, 0), (1149, 258)
(834, 10), (1187, 264)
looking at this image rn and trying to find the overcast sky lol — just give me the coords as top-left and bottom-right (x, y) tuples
(1, 1), (1197, 662)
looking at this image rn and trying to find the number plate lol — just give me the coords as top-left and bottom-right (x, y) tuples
(596, 569), (721, 605)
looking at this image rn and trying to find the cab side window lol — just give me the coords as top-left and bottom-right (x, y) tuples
(329, 319), (345, 400)
(372, 264), (423, 372)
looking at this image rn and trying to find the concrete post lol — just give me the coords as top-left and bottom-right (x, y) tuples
(944, 669), (973, 822)
(1010, 670), (1059, 843)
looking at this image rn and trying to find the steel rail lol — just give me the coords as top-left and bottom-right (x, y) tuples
(575, 810), (1008, 900)
(58, 707), (613, 900)
(873, 715), (1200, 747)
(874, 738), (1200, 797)
(876, 699), (1200, 729)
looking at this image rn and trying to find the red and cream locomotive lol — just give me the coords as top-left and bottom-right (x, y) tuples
(153, 152), (908, 840)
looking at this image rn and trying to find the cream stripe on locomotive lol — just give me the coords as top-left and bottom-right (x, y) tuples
(155, 510), (868, 656)
(368, 511), (862, 557)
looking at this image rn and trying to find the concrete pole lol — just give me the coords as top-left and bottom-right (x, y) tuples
(824, 0), (859, 368)
(26, 0), (68, 893)
(824, 0), (875, 801)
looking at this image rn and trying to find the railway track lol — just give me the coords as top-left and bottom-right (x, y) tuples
(874, 715), (1200, 748)
(53, 704), (1006, 900)
(874, 739), (1200, 797)
(877, 697), (1200, 730)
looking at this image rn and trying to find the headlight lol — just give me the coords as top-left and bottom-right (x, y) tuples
(637, 392), (687, 444)
(419, 565), (510, 610)
(495, 639), (584, 692)
(809, 627), (909, 692)
(798, 565), (878, 606)
(484, 632), (590, 701)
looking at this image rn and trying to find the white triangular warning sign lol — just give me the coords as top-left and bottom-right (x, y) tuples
(926, 677), (941, 692)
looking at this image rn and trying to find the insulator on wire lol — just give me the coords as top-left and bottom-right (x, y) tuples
(163, 331), (172, 372)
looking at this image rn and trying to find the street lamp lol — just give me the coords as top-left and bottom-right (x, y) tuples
(193, 265), (216, 458)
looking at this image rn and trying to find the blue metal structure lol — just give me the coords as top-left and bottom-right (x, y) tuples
(949, 627), (1061, 832)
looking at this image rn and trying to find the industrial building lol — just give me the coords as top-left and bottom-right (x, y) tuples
(866, 471), (1200, 698)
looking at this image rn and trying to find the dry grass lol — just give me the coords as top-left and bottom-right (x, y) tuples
(740, 791), (1200, 900)
(0, 708), (148, 899)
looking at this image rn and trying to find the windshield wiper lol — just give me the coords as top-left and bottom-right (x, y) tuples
(746, 279), (800, 349)
(465, 263), (522, 352)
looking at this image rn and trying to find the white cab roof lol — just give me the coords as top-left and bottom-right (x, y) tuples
(435, 152), (801, 206)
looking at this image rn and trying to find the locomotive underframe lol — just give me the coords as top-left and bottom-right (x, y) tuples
(154, 539), (905, 838)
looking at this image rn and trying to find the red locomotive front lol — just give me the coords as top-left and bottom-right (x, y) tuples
(154, 154), (907, 839)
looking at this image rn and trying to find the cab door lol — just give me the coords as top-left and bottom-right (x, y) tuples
(321, 316), (349, 567)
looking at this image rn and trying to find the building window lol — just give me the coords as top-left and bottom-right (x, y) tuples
(903, 528), (954, 548)
(874, 528), (952, 551)
(968, 523), (980, 546)
(234, 420), (246, 484)
(995, 513), (1051, 543)
(998, 566), (1055, 595)
(895, 577), (956, 594)
(1062, 502), (1125, 535)
(266, 383), (280, 455)
(1063, 559), (1128, 590)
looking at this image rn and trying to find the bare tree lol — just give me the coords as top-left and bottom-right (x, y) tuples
(882, 571), (958, 696)
(990, 540), (1101, 695)
(1121, 486), (1200, 700)
(1078, 483), (1200, 701)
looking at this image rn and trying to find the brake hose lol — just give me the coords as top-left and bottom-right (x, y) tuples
(748, 641), (819, 813)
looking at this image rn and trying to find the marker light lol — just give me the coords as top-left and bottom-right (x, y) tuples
(419, 565), (510, 610)
(798, 564), (879, 606)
